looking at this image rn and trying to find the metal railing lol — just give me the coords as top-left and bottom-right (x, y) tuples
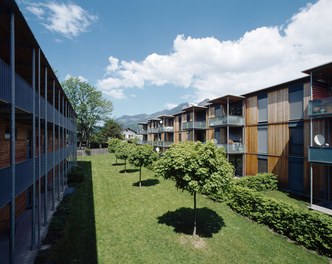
(147, 128), (159, 133)
(160, 126), (174, 132)
(308, 147), (332, 164)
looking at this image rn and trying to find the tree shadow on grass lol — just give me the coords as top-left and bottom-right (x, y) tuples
(119, 169), (140, 174)
(112, 162), (125, 166)
(132, 179), (160, 187)
(157, 207), (225, 238)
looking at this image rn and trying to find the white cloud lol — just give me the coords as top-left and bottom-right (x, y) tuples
(97, 0), (332, 100)
(164, 103), (178, 110)
(65, 74), (88, 83)
(26, 1), (98, 39)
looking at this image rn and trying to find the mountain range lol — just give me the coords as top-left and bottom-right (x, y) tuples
(116, 99), (210, 131)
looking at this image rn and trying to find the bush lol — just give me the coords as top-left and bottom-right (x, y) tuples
(229, 187), (332, 257)
(67, 166), (85, 185)
(233, 173), (277, 191)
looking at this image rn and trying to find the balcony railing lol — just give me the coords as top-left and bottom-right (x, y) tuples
(160, 126), (174, 132)
(0, 58), (76, 132)
(308, 147), (332, 164)
(308, 97), (332, 118)
(138, 140), (148, 145)
(148, 141), (173, 148)
(181, 121), (206, 130)
(137, 128), (147, 135)
(209, 115), (245, 127)
(147, 128), (159, 133)
(217, 143), (245, 154)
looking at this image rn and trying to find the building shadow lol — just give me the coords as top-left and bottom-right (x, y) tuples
(132, 179), (160, 187)
(36, 161), (98, 264)
(157, 207), (225, 238)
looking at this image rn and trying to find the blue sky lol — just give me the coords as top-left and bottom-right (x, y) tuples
(17, 0), (332, 118)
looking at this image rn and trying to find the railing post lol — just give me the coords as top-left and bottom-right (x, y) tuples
(31, 47), (36, 250)
(44, 67), (48, 226)
(9, 11), (16, 264)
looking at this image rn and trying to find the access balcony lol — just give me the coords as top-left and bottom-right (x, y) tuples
(217, 143), (245, 154)
(209, 115), (245, 127)
(308, 147), (332, 164)
(181, 121), (206, 130)
(308, 97), (332, 118)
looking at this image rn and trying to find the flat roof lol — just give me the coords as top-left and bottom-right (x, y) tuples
(209, 94), (245, 104)
(302, 61), (332, 80)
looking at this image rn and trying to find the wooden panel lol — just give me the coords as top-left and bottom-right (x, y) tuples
(303, 159), (309, 193)
(312, 119), (326, 146)
(303, 82), (311, 120)
(245, 96), (257, 125)
(303, 121), (310, 159)
(312, 164), (326, 198)
(268, 156), (288, 188)
(245, 154), (258, 176)
(268, 124), (288, 156)
(245, 126), (257, 154)
(268, 88), (289, 123)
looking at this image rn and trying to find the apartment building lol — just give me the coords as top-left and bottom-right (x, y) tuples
(0, 1), (77, 263)
(137, 62), (332, 214)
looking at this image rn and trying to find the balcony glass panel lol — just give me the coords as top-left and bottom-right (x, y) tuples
(147, 128), (159, 133)
(217, 143), (245, 154)
(308, 147), (332, 164)
(0, 59), (11, 102)
(181, 121), (206, 130)
(160, 126), (174, 132)
(209, 115), (244, 127)
(137, 128), (147, 134)
(309, 97), (332, 118)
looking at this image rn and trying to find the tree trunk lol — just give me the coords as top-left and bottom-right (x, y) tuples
(139, 166), (142, 187)
(115, 156), (118, 164)
(193, 191), (197, 236)
(124, 159), (127, 173)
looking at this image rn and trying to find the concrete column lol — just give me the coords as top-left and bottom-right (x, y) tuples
(44, 67), (48, 226)
(31, 47), (36, 249)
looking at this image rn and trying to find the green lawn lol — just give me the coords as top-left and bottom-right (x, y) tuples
(42, 154), (329, 264)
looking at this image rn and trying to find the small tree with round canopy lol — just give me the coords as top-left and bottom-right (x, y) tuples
(108, 138), (121, 164)
(115, 141), (135, 173)
(129, 144), (158, 187)
(154, 141), (234, 236)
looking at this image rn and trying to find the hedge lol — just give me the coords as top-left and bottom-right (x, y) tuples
(229, 187), (332, 257)
(233, 173), (277, 191)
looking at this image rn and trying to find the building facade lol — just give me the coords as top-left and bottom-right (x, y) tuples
(0, 1), (77, 263)
(137, 63), (332, 215)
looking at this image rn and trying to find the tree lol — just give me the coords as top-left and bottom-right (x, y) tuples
(62, 76), (113, 147)
(91, 119), (123, 148)
(108, 138), (121, 164)
(129, 145), (157, 187)
(115, 141), (135, 173)
(154, 141), (234, 236)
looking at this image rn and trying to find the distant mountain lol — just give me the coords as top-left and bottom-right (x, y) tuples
(116, 99), (210, 131)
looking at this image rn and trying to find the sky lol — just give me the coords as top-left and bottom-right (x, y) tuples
(16, 0), (332, 118)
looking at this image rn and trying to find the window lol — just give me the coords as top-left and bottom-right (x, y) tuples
(230, 102), (242, 116)
(215, 105), (221, 116)
(288, 157), (304, 192)
(289, 122), (303, 156)
(257, 126), (268, 154)
(258, 93), (268, 122)
(214, 128), (220, 144)
(289, 84), (303, 120)
(258, 156), (268, 173)
(5, 127), (17, 140)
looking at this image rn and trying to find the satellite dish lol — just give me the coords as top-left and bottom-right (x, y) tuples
(314, 134), (325, 146)
(156, 147), (160, 153)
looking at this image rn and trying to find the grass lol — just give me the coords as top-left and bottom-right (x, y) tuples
(262, 190), (309, 210)
(39, 154), (329, 264)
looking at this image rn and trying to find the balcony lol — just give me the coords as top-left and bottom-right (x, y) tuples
(181, 121), (206, 130)
(137, 128), (147, 135)
(308, 97), (332, 118)
(160, 126), (174, 132)
(209, 115), (245, 127)
(147, 128), (159, 134)
(217, 143), (245, 154)
(308, 147), (332, 164)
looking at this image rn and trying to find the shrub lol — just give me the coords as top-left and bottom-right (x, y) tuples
(67, 166), (85, 185)
(233, 173), (277, 191)
(229, 187), (332, 257)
